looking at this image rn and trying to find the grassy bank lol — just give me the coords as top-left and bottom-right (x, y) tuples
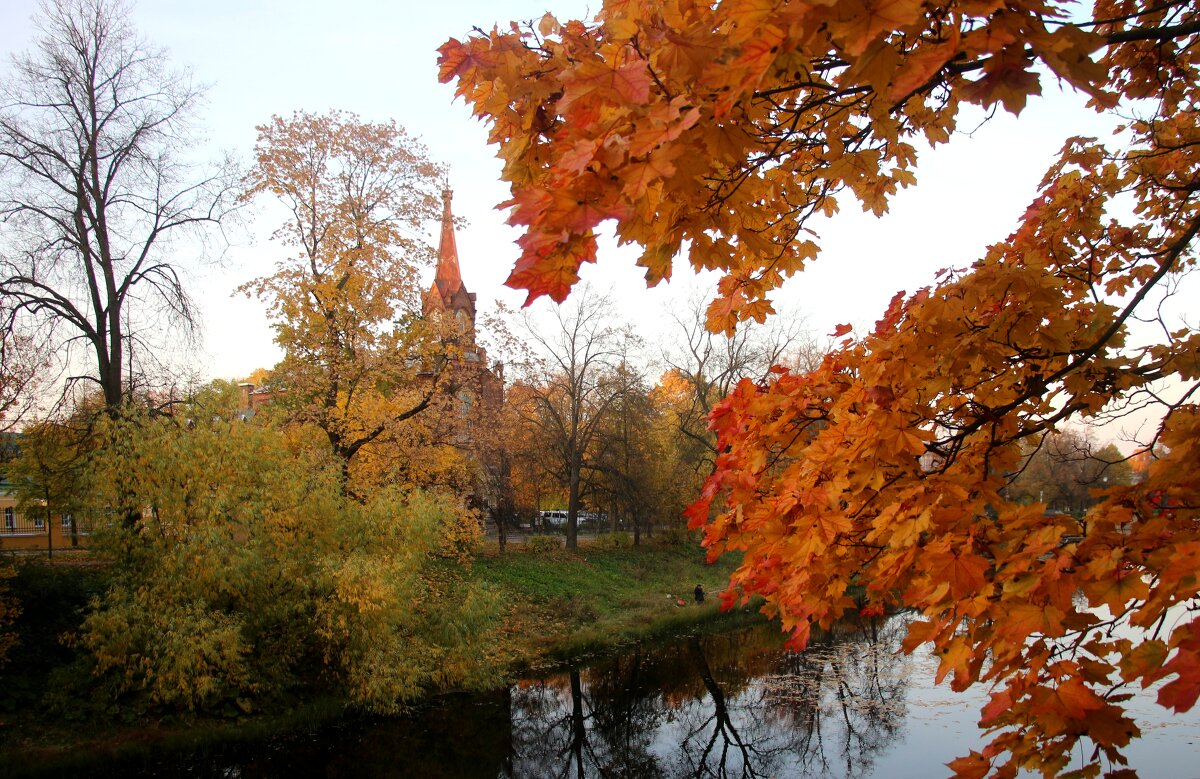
(473, 540), (758, 670)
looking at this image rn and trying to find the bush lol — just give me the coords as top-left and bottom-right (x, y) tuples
(526, 535), (564, 553)
(591, 532), (631, 550)
(75, 403), (500, 714)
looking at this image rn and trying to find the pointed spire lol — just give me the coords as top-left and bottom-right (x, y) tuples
(436, 188), (462, 292)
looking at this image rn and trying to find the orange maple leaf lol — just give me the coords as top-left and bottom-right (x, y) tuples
(888, 40), (959, 102)
(947, 751), (991, 779)
(559, 57), (653, 112)
(834, 0), (927, 57)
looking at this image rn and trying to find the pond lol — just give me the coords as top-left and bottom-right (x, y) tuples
(21, 613), (1200, 778)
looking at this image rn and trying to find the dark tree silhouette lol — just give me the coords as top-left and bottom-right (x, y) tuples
(0, 0), (236, 410)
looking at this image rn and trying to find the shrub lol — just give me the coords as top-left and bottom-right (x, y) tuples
(591, 532), (632, 550)
(76, 403), (500, 714)
(526, 535), (564, 553)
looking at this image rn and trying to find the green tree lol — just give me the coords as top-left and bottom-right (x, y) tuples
(9, 420), (88, 557)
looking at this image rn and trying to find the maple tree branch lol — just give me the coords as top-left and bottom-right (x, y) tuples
(1081, 0), (1193, 29)
(1103, 18), (1200, 44)
(935, 211), (1199, 457)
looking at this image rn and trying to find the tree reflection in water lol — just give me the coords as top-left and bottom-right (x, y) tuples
(505, 613), (912, 778)
(760, 614), (910, 778)
(48, 612), (1198, 778)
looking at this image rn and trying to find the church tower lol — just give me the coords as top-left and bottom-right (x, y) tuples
(423, 189), (477, 339)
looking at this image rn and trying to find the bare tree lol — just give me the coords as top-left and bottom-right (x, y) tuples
(0, 0), (236, 411)
(591, 357), (658, 544)
(1007, 429), (1135, 515)
(663, 290), (823, 472)
(0, 324), (48, 428)
(518, 288), (627, 549)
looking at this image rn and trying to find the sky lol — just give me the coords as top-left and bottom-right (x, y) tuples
(0, 0), (1183, 430)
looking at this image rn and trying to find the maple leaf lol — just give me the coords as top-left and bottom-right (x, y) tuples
(559, 57), (653, 112)
(935, 636), (974, 685)
(947, 750), (991, 779)
(864, 384), (896, 407)
(1117, 639), (1169, 687)
(557, 139), (600, 174)
(436, 38), (476, 83)
(959, 47), (1043, 115)
(927, 547), (991, 602)
(508, 244), (590, 304)
(1157, 618), (1200, 713)
(622, 149), (679, 199)
(888, 40), (959, 102)
(834, 0), (927, 58)
(1055, 677), (1106, 718)
(979, 688), (1013, 726)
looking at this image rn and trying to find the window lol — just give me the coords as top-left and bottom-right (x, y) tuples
(61, 513), (73, 530)
(34, 513), (44, 529)
(3, 507), (13, 531)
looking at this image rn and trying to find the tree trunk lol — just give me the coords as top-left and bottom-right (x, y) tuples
(495, 507), (507, 553)
(566, 464), (580, 550)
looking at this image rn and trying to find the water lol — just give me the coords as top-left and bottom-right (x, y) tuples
(17, 614), (1200, 778)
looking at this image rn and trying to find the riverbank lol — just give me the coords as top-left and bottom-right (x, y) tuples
(474, 540), (759, 671)
(0, 541), (763, 773)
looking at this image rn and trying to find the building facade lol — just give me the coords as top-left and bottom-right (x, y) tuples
(0, 479), (85, 553)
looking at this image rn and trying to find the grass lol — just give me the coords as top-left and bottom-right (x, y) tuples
(470, 540), (759, 670)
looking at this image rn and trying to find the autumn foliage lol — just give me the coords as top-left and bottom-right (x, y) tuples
(441, 0), (1199, 775)
(240, 111), (456, 497)
(76, 386), (498, 712)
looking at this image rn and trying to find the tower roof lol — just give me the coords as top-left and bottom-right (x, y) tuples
(435, 188), (463, 294)
(424, 187), (477, 325)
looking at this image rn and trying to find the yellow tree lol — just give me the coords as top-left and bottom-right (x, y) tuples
(77, 382), (499, 712)
(10, 420), (88, 557)
(241, 111), (454, 496)
(442, 2), (1200, 776)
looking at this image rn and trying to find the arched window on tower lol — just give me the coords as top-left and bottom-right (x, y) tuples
(457, 390), (474, 439)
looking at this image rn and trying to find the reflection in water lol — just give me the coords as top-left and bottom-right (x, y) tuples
(502, 615), (909, 779)
(761, 615), (910, 779)
(21, 611), (1199, 778)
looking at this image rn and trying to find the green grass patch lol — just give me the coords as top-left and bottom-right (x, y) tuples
(470, 542), (753, 671)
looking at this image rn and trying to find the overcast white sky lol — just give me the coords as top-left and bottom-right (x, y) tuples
(0, 0), (1171, 412)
